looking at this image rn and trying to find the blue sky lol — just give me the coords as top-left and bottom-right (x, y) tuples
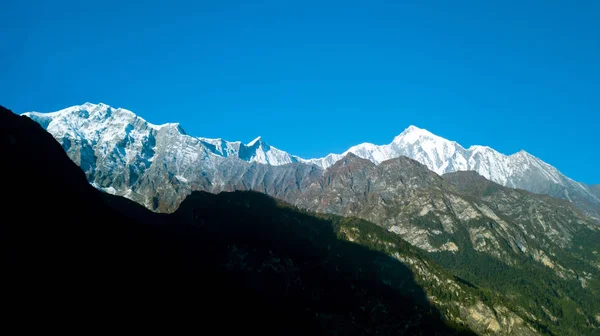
(1, 0), (598, 183)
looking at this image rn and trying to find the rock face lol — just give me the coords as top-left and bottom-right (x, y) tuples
(23, 103), (600, 220)
(298, 154), (455, 252)
(297, 154), (599, 268)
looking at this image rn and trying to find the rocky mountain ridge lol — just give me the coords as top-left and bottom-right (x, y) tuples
(299, 154), (599, 273)
(23, 103), (599, 220)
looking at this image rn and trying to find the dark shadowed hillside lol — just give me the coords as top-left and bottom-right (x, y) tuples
(1, 105), (478, 335)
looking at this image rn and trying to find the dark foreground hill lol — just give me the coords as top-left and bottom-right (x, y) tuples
(1, 105), (479, 335)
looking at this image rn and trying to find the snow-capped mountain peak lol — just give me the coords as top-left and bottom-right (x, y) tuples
(23, 103), (299, 167)
(306, 125), (599, 209)
(247, 136), (263, 147)
(393, 125), (441, 144)
(467, 145), (494, 152)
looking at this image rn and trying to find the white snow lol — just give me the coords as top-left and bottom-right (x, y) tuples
(247, 136), (262, 146)
(100, 186), (118, 195)
(175, 175), (188, 183)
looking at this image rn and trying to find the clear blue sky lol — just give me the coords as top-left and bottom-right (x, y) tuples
(1, 0), (598, 183)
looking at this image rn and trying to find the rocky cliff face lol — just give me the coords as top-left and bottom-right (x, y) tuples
(297, 154), (599, 271)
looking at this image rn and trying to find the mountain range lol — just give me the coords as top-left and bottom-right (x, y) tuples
(17, 102), (600, 335)
(23, 103), (600, 221)
(1, 104), (509, 335)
